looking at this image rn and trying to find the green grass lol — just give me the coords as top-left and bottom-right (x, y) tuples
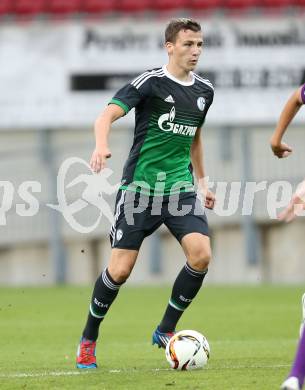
(0, 285), (304, 389)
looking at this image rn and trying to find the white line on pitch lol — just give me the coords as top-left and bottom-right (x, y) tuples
(0, 371), (92, 379)
(0, 364), (290, 379)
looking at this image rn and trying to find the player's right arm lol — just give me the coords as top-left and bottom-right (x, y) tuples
(90, 104), (125, 173)
(270, 85), (305, 158)
(90, 71), (152, 173)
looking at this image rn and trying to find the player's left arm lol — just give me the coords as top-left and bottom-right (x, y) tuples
(191, 128), (215, 210)
(270, 85), (305, 158)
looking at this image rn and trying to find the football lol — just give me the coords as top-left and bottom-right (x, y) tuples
(165, 330), (210, 371)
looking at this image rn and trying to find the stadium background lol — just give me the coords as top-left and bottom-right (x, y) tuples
(1, 0), (305, 287)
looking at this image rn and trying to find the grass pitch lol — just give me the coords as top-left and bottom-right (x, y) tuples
(0, 285), (303, 389)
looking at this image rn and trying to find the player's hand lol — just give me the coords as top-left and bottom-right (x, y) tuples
(270, 139), (293, 159)
(278, 195), (305, 222)
(278, 180), (305, 222)
(90, 147), (112, 173)
(204, 190), (215, 210)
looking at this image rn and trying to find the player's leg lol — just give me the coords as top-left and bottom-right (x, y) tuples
(152, 232), (210, 348)
(82, 248), (138, 341)
(300, 293), (305, 337)
(281, 294), (305, 390)
(77, 189), (164, 367)
(77, 189), (146, 368)
(153, 193), (210, 348)
(154, 234), (210, 344)
(77, 248), (138, 368)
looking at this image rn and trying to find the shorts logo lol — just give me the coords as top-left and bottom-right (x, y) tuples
(197, 97), (206, 111)
(116, 229), (123, 241)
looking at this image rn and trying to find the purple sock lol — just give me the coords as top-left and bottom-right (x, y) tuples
(290, 327), (305, 387)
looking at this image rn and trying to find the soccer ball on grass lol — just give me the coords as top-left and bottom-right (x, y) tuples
(165, 329), (210, 371)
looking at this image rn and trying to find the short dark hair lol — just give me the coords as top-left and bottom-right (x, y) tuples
(165, 18), (202, 43)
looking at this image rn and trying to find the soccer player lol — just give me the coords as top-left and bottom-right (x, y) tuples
(270, 83), (305, 223)
(270, 83), (305, 390)
(76, 18), (215, 369)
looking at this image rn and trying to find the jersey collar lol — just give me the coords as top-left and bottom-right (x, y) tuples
(162, 65), (195, 86)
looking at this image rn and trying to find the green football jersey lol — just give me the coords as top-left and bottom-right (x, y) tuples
(109, 65), (214, 195)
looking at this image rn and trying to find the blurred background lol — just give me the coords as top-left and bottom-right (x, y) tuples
(1, 0), (305, 286)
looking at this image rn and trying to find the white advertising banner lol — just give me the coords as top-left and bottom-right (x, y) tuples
(0, 16), (305, 128)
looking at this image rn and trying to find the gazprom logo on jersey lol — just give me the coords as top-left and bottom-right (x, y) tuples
(157, 106), (196, 136)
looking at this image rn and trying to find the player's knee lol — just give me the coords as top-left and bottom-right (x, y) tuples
(108, 264), (132, 283)
(187, 248), (211, 271)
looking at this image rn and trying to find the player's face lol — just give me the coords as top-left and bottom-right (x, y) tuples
(167, 29), (203, 72)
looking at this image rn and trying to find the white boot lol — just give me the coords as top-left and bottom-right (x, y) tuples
(281, 376), (301, 390)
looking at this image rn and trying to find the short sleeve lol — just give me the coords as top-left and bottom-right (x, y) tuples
(198, 89), (214, 128)
(300, 84), (305, 104)
(108, 71), (153, 114)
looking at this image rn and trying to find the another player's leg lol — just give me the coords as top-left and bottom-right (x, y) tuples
(76, 248), (138, 368)
(153, 233), (211, 348)
(281, 293), (305, 390)
(300, 293), (305, 337)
